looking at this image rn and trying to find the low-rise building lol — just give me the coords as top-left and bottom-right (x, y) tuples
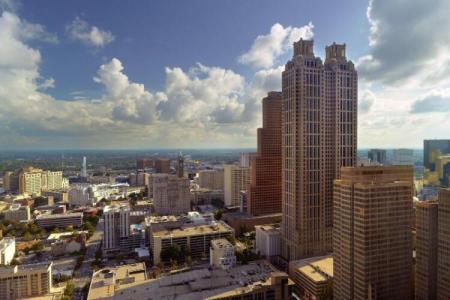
(87, 261), (293, 300)
(255, 224), (281, 257)
(69, 184), (92, 206)
(0, 262), (53, 299)
(42, 189), (68, 203)
(3, 203), (31, 222)
(289, 255), (333, 300)
(0, 237), (15, 265)
(35, 212), (83, 228)
(210, 238), (236, 270)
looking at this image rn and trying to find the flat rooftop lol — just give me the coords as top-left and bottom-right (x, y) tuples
(152, 221), (233, 239)
(36, 212), (82, 219)
(291, 255), (333, 283)
(88, 260), (289, 300)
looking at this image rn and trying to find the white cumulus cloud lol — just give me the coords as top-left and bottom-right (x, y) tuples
(67, 17), (115, 48)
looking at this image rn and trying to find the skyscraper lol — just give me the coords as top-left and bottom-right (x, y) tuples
(152, 174), (190, 215)
(248, 91), (282, 216)
(424, 139), (450, 170)
(103, 204), (130, 255)
(281, 39), (357, 260)
(367, 148), (386, 164)
(438, 188), (450, 298)
(333, 166), (413, 300)
(224, 165), (250, 208)
(81, 156), (87, 178)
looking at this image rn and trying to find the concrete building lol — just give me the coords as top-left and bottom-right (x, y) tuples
(239, 152), (257, 168)
(103, 204), (130, 255)
(35, 212), (83, 228)
(42, 189), (68, 203)
(3, 203), (30, 222)
(415, 200), (438, 300)
(128, 172), (150, 186)
(136, 158), (153, 169)
(392, 148), (415, 165)
(88, 261), (293, 300)
(210, 238), (236, 270)
(224, 165), (250, 208)
(0, 262), (53, 300)
(2, 171), (19, 193)
(18, 167), (43, 196)
(281, 40), (357, 260)
(69, 184), (92, 206)
(0, 237), (15, 265)
(255, 224), (281, 258)
(438, 188), (450, 298)
(198, 169), (224, 190)
(367, 148), (386, 164)
(191, 188), (224, 206)
(424, 139), (450, 170)
(248, 92), (282, 216)
(149, 220), (234, 264)
(333, 166), (413, 300)
(41, 170), (64, 191)
(152, 174), (190, 215)
(289, 255), (333, 300)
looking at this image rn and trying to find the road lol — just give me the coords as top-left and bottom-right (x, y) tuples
(73, 219), (104, 299)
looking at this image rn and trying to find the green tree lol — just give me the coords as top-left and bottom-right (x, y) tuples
(31, 241), (44, 251)
(64, 225), (73, 232)
(214, 209), (223, 221)
(23, 232), (33, 241)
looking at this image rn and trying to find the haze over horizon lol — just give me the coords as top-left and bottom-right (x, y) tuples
(1, 0), (449, 149)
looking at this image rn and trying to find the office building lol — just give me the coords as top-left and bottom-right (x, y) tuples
(88, 261), (293, 300)
(42, 189), (68, 203)
(41, 170), (64, 191)
(392, 148), (415, 165)
(18, 167), (43, 196)
(224, 165), (250, 208)
(424, 139), (450, 170)
(239, 152), (257, 168)
(415, 200), (438, 300)
(3, 203), (30, 222)
(81, 156), (87, 178)
(0, 262), (53, 299)
(210, 238), (236, 270)
(103, 204), (130, 255)
(2, 171), (19, 193)
(248, 91), (282, 216)
(255, 224), (281, 258)
(289, 255), (333, 300)
(367, 148), (386, 164)
(136, 158), (153, 169)
(333, 166), (413, 300)
(128, 172), (150, 186)
(36, 212), (83, 228)
(69, 184), (92, 206)
(438, 188), (450, 298)
(154, 158), (171, 174)
(198, 169), (224, 190)
(0, 237), (15, 265)
(152, 174), (190, 215)
(281, 40), (357, 260)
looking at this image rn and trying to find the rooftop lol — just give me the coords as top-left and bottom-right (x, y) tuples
(291, 255), (333, 283)
(88, 260), (290, 300)
(36, 212), (82, 220)
(211, 238), (233, 250)
(152, 221), (233, 239)
(255, 224), (281, 235)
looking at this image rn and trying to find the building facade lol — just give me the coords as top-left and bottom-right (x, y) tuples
(224, 165), (250, 208)
(333, 166), (413, 300)
(210, 238), (236, 270)
(255, 224), (281, 258)
(103, 204), (130, 255)
(3, 204), (30, 222)
(367, 148), (386, 164)
(198, 169), (224, 190)
(35, 212), (83, 228)
(0, 237), (15, 265)
(154, 158), (171, 174)
(438, 188), (450, 298)
(152, 174), (190, 215)
(281, 39), (357, 260)
(248, 91), (283, 216)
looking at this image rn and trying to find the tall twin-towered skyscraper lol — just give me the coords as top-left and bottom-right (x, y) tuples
(281, 39), (357, 260)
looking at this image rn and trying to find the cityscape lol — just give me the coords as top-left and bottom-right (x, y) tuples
(0, 1), (449, 300)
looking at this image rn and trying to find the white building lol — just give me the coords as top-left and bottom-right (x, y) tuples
(0, 237), (15, 265)
(103, 204), (130, 255)
(69, 185), (92, 207)
(224, 165), (250, 207)
(152, 174), (190, 215)
(210, 238), (236, 270)
(255, 224), (281, 257)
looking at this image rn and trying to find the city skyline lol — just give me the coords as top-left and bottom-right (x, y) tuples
(1, 0), (450, 149)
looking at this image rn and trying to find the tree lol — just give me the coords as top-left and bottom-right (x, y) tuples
(160, 244), (181, 262)
(63, 281), (75, 298)
(64, 225), (73, 232)
(214, 209), (223, 221)
(31, 241), (44, 251)
(23, 232), (33, 241)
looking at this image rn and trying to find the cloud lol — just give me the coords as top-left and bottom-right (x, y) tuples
(410, 93), (450, 114)
(238, 22), (314, 69)
(66, 17), (114, 48)
(359, 90), (376, 114)
(357, 0), (450, 86)
(0, 0), (19, 12)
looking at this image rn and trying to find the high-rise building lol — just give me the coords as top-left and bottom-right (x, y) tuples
(438, 188), (450, 298)
(248, 92), (282, 216)
(423, 140), (450, 187)
(19, 167), (43, 196)
(281, 39), (357, 260)
(240, 152), (257, 168)
(103, 204), (130, 255)
(333, 166), (413, 300)
(392, 148), (415, 165)
(154, 158), (171, 174)
(198, 169), (224, 190)
(136, 158), (153, 170)
(81, 156), (87, 178)
(224, 165), (250, 208)
(177, 154), (184, 178)
(424, 139), (450, 170)
(367, 148), (386, 164)
(415, 200), (438, 300)
(152, 174), (190, 215)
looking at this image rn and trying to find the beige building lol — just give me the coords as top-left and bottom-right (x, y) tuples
(333, 166), (413, 300)
(255, 224), (281, 258)
(152, 173), (190, 215)
(281, 39), (357, 260)
(35, 212), (83, 228)
(198, 169), (224, 190)
(0, 262), (53, 299)
(416, 200), (438, 300)
(15, 167), (64, 196)
(289, 255), (333, 300)
(3, 203), (31, 222)
(224, 165), (250, 207)
(438, 188), (450, 299)
(209, 238), (236, 270)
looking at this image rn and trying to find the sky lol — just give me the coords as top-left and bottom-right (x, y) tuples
(1, 0), (450, 150)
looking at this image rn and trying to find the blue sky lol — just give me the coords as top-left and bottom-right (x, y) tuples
(1, 0), (450, 149)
